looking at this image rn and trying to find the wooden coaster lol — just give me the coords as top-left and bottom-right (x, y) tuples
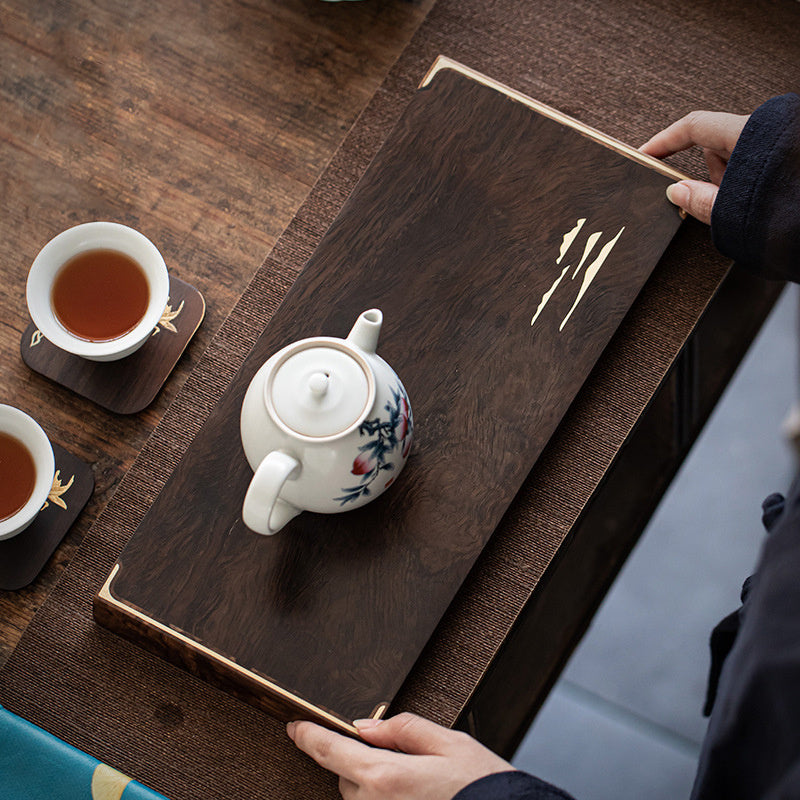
(20, 277), (205, 415)
(0, 444), (94, 591)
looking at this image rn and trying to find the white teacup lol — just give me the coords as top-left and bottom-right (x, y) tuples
(26, 222), (170, 362)
(0, 405), (55, 541)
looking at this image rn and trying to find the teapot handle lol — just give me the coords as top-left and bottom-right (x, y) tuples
(242, 451), (301, 535)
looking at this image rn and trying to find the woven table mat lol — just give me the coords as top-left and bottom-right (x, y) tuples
(2, 1), (799, 798)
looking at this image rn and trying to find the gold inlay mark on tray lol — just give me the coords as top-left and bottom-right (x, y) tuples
(531, 219), (625, 332)
(42, 469), (75, 511)
(30, 329), (44, 347)
(152, 297), (184, 336)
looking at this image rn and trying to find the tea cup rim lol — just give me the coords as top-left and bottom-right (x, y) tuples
(0, 404), (55, 541)
(26, 221), (170, 362)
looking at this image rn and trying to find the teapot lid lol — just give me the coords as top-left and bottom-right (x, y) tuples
(267, 341), (373, 438)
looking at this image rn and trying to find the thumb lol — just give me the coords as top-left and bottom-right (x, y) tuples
(354, 713), (456, 755)
(666, 179), (718, 225)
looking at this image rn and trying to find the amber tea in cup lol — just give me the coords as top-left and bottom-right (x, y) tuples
(51, 249), (150, 342)
(27, 222), (170, 362)
(0, 431), (37, 522)
(0, 405), (55, 540)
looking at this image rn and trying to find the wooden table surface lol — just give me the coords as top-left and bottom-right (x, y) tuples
(0, 0), (433, 668)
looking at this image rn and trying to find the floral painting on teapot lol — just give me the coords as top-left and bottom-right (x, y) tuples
(336, 383), (413, 506)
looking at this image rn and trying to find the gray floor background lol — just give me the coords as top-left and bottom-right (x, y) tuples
(512, 283), (798, 800)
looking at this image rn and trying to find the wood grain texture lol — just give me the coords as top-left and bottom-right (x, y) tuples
(96, 65), (683, 727)
(21, 277), (205, 414)
(0, 0), (433, 665)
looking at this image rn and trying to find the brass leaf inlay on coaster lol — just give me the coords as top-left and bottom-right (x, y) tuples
(30, 329), (44, 347)
(42, 469), (75, 510)
(152, 298), (184, 335)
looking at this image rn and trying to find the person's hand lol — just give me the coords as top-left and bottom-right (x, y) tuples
(286, 712), (514, 800)
(640, 110), (749, 224)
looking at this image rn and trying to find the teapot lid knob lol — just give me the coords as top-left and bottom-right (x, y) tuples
(267, 344), (374, 438)
(308, 372), (330, 397)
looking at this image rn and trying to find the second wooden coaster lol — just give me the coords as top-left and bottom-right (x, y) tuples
(0, 444), (94, 591)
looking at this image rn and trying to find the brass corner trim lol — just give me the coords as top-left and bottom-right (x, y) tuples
(420, 56), (690, 183)
(96, 564), (358, 737)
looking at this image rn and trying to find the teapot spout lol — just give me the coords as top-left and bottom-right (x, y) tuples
(347, 309), (383, 354)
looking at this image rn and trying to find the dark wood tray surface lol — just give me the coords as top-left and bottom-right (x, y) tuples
(94, 60), (683, 731)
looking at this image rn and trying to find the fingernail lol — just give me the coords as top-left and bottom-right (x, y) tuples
(354, 718), (383, 731)
(286, 721), (297, 739)
(666, 182), (689, 207)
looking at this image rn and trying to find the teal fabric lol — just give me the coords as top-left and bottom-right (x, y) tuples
(0, 706), (168, 800)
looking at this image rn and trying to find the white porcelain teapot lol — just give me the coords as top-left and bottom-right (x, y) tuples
(240, 309), (413, 535)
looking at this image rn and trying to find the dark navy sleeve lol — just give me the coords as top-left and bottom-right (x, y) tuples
(691, 96), (800, 798)
(691, 479), (800, 800)
(451, 771), (575, 800)
(710, 93), (800, 281)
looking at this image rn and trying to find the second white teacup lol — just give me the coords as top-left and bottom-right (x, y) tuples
(26, 222), (170, 362)
(0, 404), (55, 541)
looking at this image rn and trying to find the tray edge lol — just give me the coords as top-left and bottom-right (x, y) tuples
(93, 564), (389, 735)
(421, 56), (690, 183)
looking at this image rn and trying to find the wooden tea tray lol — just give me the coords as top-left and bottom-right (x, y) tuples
(94, 58), (684, 733)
